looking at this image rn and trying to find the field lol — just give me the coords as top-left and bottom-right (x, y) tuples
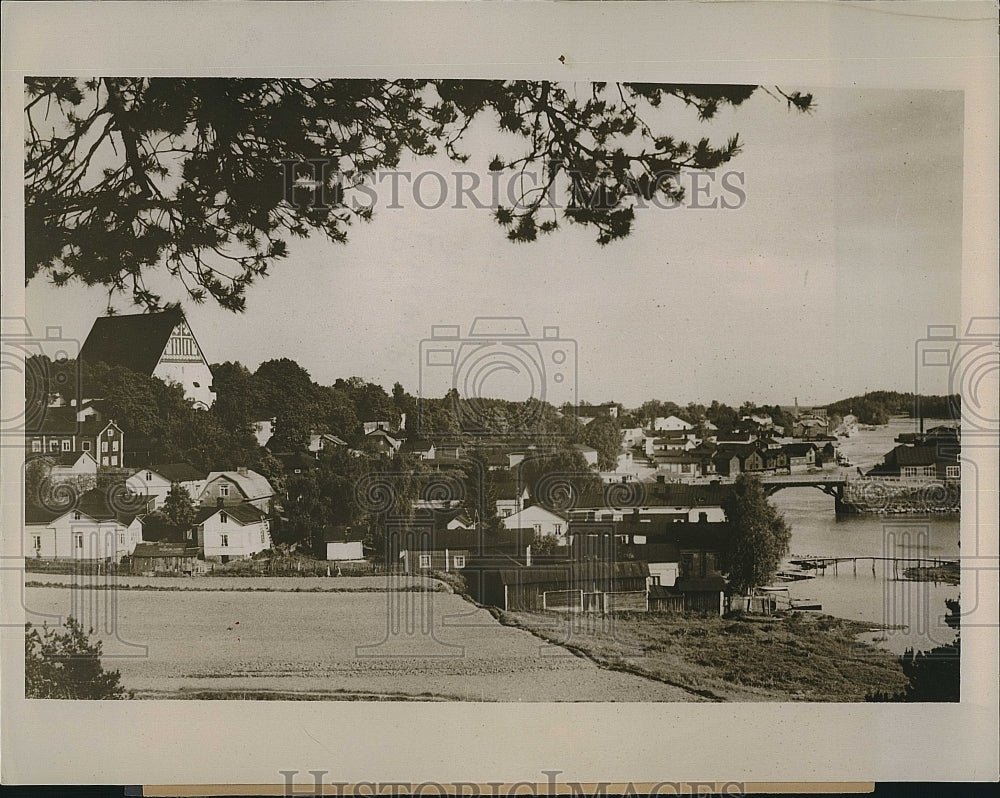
(24, 580), (699, 701)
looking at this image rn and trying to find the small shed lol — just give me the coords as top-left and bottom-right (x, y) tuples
(316, 525), (366, 562)
(131, 542), (203, 575)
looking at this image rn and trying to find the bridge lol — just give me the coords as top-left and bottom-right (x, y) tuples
(759, 471), (847, 499)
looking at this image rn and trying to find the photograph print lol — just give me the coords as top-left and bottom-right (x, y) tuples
(17, 75), (972, 703)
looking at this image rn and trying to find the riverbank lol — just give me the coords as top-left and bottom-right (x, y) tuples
(499, 609), (909, 702)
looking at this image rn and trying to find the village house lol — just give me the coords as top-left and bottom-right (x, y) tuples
(126, 463), (207, 510)
(494, 476), (530, 519)
(26, 451), (98, 488)
(273, 451), (320, 476)
(464, 558), (649, 613)
(25, 487), (145, 563)
(573, 443), (600, 468)
(79, 307), (215, 409)
(653, 415), (694, 432)
(25, 413), (125, 469)
(620, 426), (646, 447)
(713, 441), (766, 477)
(784, 442), (818, 473)
(500, 505), (569, 544)
(199, 468), (276, 514)
(362, 427), (402, 454)
(308, 431), (347, 453)
(400, 437), (435, 459)
(653, 450), (707, 479)
(194, 502), (272, 562)
(868, 444), (961, 481)
(565, 481), (731, 524)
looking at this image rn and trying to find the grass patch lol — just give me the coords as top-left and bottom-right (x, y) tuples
(501, 610), (909, 702)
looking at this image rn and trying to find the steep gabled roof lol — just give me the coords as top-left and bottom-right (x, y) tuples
(194, 502), (267, 525)
(204, 470), (274, 500)
(25, 487), (143, 526)
(79, 308), (185, 375)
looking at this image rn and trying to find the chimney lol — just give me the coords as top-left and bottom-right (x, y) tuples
(525, 544), (532, 567)
(237, 467), (248, 477)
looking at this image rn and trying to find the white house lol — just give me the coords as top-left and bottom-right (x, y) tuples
(308, 431), (347, 453)
(200, 468), (275, 513)
(654, 415), (694, 432)
(126, 463), (207, 510)
(27, 451), (98, 486)
(501, 505), (569, 544)
(194, 502), (272, 562)
(620, 427), (646, 447)
(25, 488), (145, 564)
(573, 443), (600, 468)
(495, 481), (530, 518)
(79, 308), (216, 409)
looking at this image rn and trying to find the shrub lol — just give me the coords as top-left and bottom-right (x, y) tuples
(25, 616), (129, 699)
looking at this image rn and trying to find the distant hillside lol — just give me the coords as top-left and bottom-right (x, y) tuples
(822, 391), (960, 425)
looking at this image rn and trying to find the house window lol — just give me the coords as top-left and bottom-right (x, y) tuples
(50, 440), (59, 451)
(74, 535), (83, 549)
(220, 534), (229, 547)
(110, 456), (118, 467)
(73, 511), (82, 521)
(453, 555), (465, 569)
(220, 484), (230, 497)
(101, 441), (108, 453)
(32, 535), (41, 550)
(107, 429), (115, 437)
(102, 457), (109, 466)
(186, 529), (193, 540)
(219, 512), (228, 524)
(119, 534), (125, 545)
(533, 524), (542, 534)
(902, 466), (918, 478)
(260, 529), (265, 544)
(31, 440), (41, 452)
(81, 441), (91, 451)
(418, 554), (431, 569)
(946, 465), (960, 479)
(112, 441), (119, 451)
(922, 466), (936, 477)
(61, 439), (71, 452)
(553, 524), (562, 534)
(146, 472), (153, 481)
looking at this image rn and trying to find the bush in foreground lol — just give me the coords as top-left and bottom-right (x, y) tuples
(25, 616), (129, 699)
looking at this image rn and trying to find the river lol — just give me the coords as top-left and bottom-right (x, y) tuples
(769, 418), (960, 655)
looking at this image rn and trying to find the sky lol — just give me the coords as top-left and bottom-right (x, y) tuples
(24, 85), (965, 409)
